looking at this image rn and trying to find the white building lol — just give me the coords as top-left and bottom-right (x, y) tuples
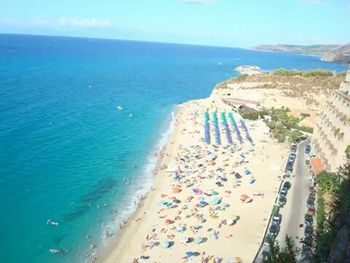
(312, 70), (350, 171)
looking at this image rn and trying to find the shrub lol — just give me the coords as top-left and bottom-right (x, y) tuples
(298, 126), (314, 133)
(302, 69), (333, 77)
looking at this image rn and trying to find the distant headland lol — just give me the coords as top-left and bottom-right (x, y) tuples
(255, 44), (350, 64)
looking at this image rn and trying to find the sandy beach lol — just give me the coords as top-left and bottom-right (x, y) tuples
(97, 87), (288, 263)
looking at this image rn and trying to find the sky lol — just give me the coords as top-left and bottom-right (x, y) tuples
(0, 0), (350, 47)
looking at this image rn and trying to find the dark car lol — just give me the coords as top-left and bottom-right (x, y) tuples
(305, 214), (313, 225)
(307, 198), (315, 208)
(262, 248), (270, 260)
(269, 223), (280, 236)
(280, 187), (288, 195)
(289, 153), (297, 159)
(309, 192), (316, 199)
(305, 145), (311, 154)
(303, 235), (313, 246)
(264, 233), (275, 246)
(278, 196), (287, 207)
(283, 173), (291, 179)
(285, 164), (293, 173)
(283, 181), (291, 190)
(305, 225), (313, 237)
(273, 213), (282, 224)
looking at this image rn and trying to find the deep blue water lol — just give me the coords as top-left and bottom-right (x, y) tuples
(0, 34), (346, 263)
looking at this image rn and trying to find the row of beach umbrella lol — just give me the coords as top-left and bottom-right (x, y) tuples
(204, 112), (211, 144)
(212, 113), (221, 145)
(204, 112), (252, 145)
(240, 119), (253, 144)
(228, 113), (243, 144)
(220, 112), (233, 144)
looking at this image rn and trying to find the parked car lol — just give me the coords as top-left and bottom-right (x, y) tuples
(285, 164), (293, 173)
(289, 153), (297, 159)
(269, 223), (280, 236)
(284, 164), (293, 173)
(307, 207), (315, 216)
(278, 196), (287, 207)
(264, 233), (275, 246)
(283, 173), (291, 179)
(273, 213), (282, 224)
(262, 247), (270, 260)
(305, 214), (313, 225)
(307, 197), (315, 208)
(304, 225), (313, 237)
(305, 145), (311, 154)
(309, 192), (316, 199)
(303, 235), (313, 247)
(280, 187), (288, 194)
(283, 181), (291, 190)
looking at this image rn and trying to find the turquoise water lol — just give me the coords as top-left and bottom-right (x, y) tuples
(0, 34), (346, 263)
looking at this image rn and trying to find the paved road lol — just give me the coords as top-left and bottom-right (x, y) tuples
(277, 140), (311, 249)
(254, 140), (311, 262)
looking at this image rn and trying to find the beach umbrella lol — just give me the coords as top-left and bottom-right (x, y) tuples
(245, 168), (251, 175)
(249, 177), (256, 184)
(176, 226), (186, 232)
(240, 194), (249, 201)
(185, 251), (195, 257)
(165, 219), (173, 225)
(194, 237), (203, 244)
(227, 219), (235, 226)
(161, 240), (170, 248)
(173, 187), (182, 193)
(211, 197), (221, 205)
(211, 190), (219, 195)
(235, 173), (241, 179)
(193, 188), (203, 195)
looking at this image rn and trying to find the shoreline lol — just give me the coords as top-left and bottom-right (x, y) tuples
(93, 103), (187, 263)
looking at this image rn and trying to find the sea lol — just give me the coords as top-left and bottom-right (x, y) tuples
(0, 34), (346, 263)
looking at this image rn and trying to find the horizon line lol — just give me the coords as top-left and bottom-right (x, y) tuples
(0, 32), (253, 50)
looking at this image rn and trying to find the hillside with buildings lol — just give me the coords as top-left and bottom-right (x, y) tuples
(313, 70), (350, 171)
(214, 68), (348, 169)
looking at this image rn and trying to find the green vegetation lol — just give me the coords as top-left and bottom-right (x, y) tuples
(240, 110), (268, 121)
(263, 236), (298, 263)
(313, 155), (350, 262)
(265, 155), (350, 262)
(241, 106), (313, 143)
(346, 145), (350, 159)
(268, 107), (310, 142)
(272, 68), (333, 77)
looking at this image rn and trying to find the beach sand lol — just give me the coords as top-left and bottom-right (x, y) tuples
(98, 91), (288, 263)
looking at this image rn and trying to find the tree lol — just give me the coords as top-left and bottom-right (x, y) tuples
(264, 235), (298, 263)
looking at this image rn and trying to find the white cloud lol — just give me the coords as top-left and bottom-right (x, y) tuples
(184, 0), (216, 5)
(58, 17), (112, 28)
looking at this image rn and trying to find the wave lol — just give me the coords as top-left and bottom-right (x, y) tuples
(85, 106), (178, 261)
